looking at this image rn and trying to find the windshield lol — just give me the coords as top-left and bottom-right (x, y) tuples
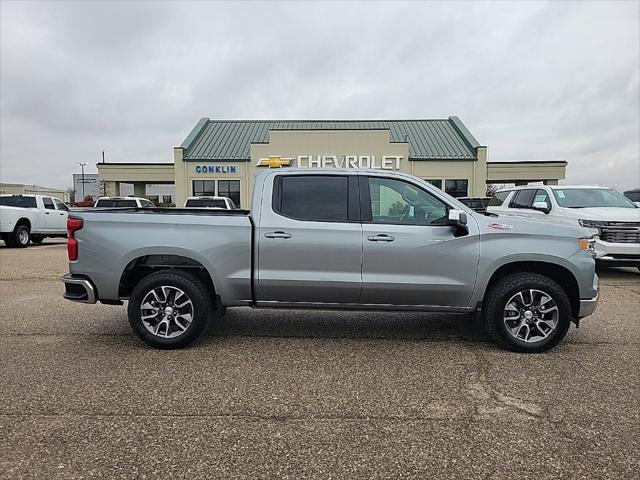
(0, 196), (37, 208)
(552, 188), (636, 208)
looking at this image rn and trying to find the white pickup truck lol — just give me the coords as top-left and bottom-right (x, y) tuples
(0, 194), (69, 247)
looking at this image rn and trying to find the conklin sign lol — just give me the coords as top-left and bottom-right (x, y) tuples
(195, 165), (237, 174)
(257, 155), (403, 169)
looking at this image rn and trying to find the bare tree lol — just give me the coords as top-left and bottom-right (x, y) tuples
(486, 184), (499, 197)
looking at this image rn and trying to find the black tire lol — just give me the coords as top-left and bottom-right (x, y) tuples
(127, 269), (212, 349)
(31, 235), (44, 244)
(12, 225), (30, 248)
(483, 272), (572, 353)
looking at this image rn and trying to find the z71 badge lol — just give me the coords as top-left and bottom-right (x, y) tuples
(485, 223), (513, 230)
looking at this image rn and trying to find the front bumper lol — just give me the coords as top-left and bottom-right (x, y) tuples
(594, 238), (640, 266)
(578, 274), (599, 318)
(62, 273), (97, 304)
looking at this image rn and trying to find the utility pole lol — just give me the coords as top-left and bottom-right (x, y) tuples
(77, 162), (87, 199)
(102, 151), (105, 163)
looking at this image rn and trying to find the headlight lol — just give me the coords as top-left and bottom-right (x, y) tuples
(578, 237), (596, 257)
(578, 219), (607, 228)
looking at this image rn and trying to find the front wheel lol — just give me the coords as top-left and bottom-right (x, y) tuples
(127, 269), (212, 349)
(483, 272), (572, 353)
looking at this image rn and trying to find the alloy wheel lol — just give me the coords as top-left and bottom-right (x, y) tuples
(140, 286), (194, 339)
(503, 289), (559, 343)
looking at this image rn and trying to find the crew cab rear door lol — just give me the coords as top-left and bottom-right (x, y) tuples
(359, 175), (480, 308)
(256, 173), (362, 305)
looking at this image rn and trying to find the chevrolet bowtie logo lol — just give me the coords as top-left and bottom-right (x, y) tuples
(257, 156), (293, 168)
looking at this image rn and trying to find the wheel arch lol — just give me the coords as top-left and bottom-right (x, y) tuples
(118, 254), (218, 308)
(15, 217), (31, 230)
(483, 261), (580, 319)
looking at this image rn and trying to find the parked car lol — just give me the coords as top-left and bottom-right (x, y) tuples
(624, 188), (640, 207)
(0, 194), (69, 247)
(184, 196), (237, 209)
(487, 185), (640, 268)
(458, 197), (490, 213)
(62, 169), (599, 353)
(94, 197), (156, 208)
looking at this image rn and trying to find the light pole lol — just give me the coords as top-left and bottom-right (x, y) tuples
(77, 162), (87, 200)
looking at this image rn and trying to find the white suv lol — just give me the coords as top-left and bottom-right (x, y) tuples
(487, 185), (640, 268)
(183, 196), (236, 209)
(94, 197), (156, 208)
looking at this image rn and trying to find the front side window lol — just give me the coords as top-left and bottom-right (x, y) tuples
(366, 177), (447, 226)
(533, 189), (551, 209)
(218, 180), (241, 208)
(510, 189), (536, 209)
(275, 175), (348, 222)
(553, 188), (636, 208)
(42, 197), (55, 210)
(192, 180), (215, 197)
(445, 179), (468, 198)
(53, 199), (69, 211)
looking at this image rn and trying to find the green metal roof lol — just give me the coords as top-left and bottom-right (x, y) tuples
(180, 116), (481, 161)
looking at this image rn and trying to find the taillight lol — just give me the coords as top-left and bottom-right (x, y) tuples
(67, 218), (83, 261)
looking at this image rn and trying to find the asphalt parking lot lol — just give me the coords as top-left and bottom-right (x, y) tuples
(0, 240), (638, 479)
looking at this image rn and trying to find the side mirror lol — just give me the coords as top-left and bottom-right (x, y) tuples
(532, 201), (550, 214)
(448, 209), (469, 237)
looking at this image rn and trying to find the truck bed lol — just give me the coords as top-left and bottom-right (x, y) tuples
(68, 208), (253, 304)
(72, 207), (251, 216)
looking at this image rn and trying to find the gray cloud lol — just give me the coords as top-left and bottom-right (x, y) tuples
(1, 0), (638, 190)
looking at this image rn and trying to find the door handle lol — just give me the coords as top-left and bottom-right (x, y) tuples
(264, 231), (291, 239)
(45, 212), (50, 215)
(367, 234), (395, 242)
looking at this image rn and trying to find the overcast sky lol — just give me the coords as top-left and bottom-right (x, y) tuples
(1, 0), (639, 191)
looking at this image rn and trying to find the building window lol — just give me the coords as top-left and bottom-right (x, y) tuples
(148, 195), (159, 204)
(162, 195), (172, 205)
(445, 179), (468, 198)
(424, 179), (442, 190)
(193, 180), (215, 196)
(218, 180), (241, 208)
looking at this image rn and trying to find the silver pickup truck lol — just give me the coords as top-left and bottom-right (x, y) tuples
(63, 169), (599, 352)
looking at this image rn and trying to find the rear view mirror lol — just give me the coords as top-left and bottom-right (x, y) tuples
(532, 201), (550, 214)
(448, 209), (469, 237)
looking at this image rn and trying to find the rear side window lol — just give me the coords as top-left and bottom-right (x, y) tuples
(510, 190), (536, 209)
(274, 175), (349, 221)
(0, 196), (37, 208)
(43, 197), (55, 210)
(488, 191), (510, 207)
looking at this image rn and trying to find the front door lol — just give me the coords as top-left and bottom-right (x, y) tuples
(257, 174), (362, 305)
(360, 175), (480, 308)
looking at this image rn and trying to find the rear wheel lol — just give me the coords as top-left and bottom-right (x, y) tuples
(31, 235), (44, 244)
(484, 272), (572, 353)
(127, 269), (212, 349)
(11, 225), (30, 248)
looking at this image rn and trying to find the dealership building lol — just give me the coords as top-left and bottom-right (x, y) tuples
(97, 117), (567, 208)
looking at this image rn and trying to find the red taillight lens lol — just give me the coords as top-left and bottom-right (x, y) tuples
(67, 218), (83, 261)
